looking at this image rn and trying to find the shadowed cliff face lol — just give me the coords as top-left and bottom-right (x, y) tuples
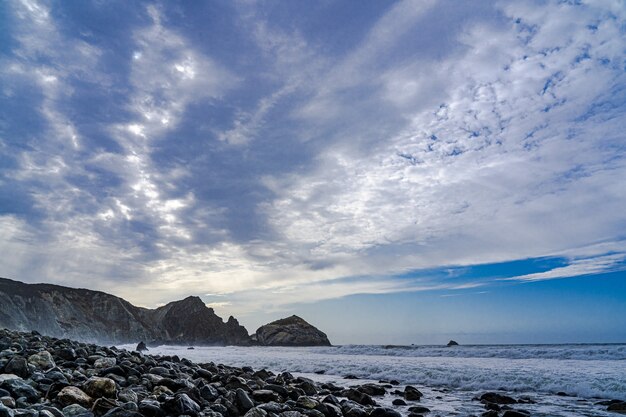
(255, 315), (331, 346)
(0, 278), (251, 345)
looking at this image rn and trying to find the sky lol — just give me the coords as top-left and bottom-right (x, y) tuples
(1, 0), (625, 344)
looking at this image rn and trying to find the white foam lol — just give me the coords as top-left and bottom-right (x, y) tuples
(117, 343), (626, 401)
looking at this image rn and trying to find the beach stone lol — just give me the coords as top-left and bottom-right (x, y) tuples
(480, 393), (517, 405)
(164, 393), (200, 416)
(0, 397), (15, 408)
(116, 390), (137, 404)
(56, 349), (77, 362)
(280, 412), (303, 417)
(502, 411), (530, 417)
(83, 377), (116, 399)
(368, 407), (401, 417)
(28, 352), (55, 370)
(92, 398), (122, 416)
(100, 407), (142, 417)
(481, 412), (498, 417)
(391, 399), (406, 406)
(345, 389), (375, 406)
(245, 408), (268, 417)
(407, 406), (430, 414)
(0, 404), (14, 417)
(403, 386), (422, 401)
(5, 357), (30, 378)
(138, 400), (164, 417)
(253, 390), (280, 403)
(57, 387), (93, 407)
(236, 388), (255, 412)
(62, 404), (93, 417)
(297, 396), (319, 409)
(608, 402), (626, 413)
(93, 359), (116, 369)
(358, 384), (386, 397)
(1, 379), (40, 403)
(199, 385), (219, 401)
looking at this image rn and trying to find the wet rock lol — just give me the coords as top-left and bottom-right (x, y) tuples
(391, 399), (406, 406)
(256, 316), (330, 346)
(1, 379), (40, 403)
(446, 340), (459, 347)
(236, 388), (255, 412)
(134, 343), (147, 353)
(245, 408), (268, 417)
(407, 406), (430, 414)
(5, 357), (30, 378)
(164, 393), (200, 416)
(137, 400), (164, 417)
(28, 352), (55, 370)
(56, 387), (93, 408)
(62, 404), (93, 417)
(253, 390), (280, 403)
(358, 384), (385, 397)
(93, 359), (115, 369)
(608, 401), (626, 413)
(0, 397), (15, 408)
(296, 396), (319, 409)
(92, 398), (122, 417)
(82, 377), (116, 399)
(368, 407), (401, 417)
(481, 411), (498, 417)
(0, 404), (14, 417)
(480, 393), (517, 405)
(501, 411), (530, 417)
(344, 389), (375, 406)
(100, 407), (142, 417)
(403, 386), (422, 401)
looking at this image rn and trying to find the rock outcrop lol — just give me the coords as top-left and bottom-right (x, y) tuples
(0, 277), (250, 345)
(447, 340), (459, 347)
(255, 315), (331, 346)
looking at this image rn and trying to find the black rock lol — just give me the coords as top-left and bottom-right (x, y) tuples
(344, 389), (376, 406)
(608, 401), (626, 412)
(391, 399), (406, 406)
(5, 357), (30, 378)
(368, 407), (401, 417)
(236, 388), (255, 412)
(407, 406), (430, 413)
(357, 384), (386, 397)
(480, 393), (517, 405)
(446, 340), (459, 347)
(138, 400), (165, 417)
(403, 386), (422, 401)
(502, 411), (530, 417)
(1, 379), (40, 403)
(170, 393), (201, 416)
(135, 343), (148, 353)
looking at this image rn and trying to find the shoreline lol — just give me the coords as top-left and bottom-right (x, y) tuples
(1, 329), (622, 417)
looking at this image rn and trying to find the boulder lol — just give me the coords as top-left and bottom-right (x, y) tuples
(57, 387), (92, 408)
(255, 316), (331, 346)
(446, 340), (459, 347)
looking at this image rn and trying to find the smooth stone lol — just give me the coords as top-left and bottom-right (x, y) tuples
(501, 411), (530, 417)
(62, 404), (93, 417)
(296, 396), (319, 409)
(608, 402), (626, 413)
(280, 412), (303, 417)
(344, 389), (375, 406)
(403, 386), (422, 401)
(236, 388), (255, 412)
(28, 352), (55, 370)
(358, 384), (385, 397)
(253, 390), (280, 403)
(164, 393), (200, 416)
(0, 379), (40, 403)
(93, 359), (116, 369)
(138, 400), (164, 417)
(82, 377), (116, 399)
(0, 397), (15, 408)
(0, 404), (14, 417)
(368, 408), (401, 417)
(57, 387), (93, 408)
(5, 358), (30, 379)
(480, 393), (517, 405)
(244, 408), (268, 417)
(100, 408), (142, 417)
(407, 406), (430, 414)
(391, 399), (406, 406)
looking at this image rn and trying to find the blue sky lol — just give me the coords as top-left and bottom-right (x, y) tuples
(1, 0), (625, 344)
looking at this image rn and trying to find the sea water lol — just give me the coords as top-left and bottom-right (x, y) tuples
(118, 343), (626, 416)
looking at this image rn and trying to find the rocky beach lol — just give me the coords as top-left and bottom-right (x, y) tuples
(1, 329), (624, 417)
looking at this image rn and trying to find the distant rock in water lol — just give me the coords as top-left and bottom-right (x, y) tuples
(0, 277), (250, 345)
(447, 340), (459, 346)
(136, 341), (148, 352)
(255, 315), (331, 346)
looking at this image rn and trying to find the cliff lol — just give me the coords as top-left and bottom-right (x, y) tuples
(0, 277), (250, 345)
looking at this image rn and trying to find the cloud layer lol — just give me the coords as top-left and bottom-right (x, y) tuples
(1, 0), (625, 314)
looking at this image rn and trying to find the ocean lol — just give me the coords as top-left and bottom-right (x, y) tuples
(118, 343), (626, 417)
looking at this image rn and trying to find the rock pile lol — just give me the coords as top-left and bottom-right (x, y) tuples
(0, 329), (411, 417)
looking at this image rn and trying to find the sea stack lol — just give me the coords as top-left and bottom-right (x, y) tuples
(256, 315), (331, 346)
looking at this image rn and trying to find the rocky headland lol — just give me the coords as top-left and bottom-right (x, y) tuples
(255, 316), (331, 347)
(0, 278), (330, 347)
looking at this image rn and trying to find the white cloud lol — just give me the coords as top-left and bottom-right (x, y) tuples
(504, 254), (626, 282)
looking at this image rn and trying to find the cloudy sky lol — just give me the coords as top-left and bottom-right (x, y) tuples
(1, 0), (625, 344)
